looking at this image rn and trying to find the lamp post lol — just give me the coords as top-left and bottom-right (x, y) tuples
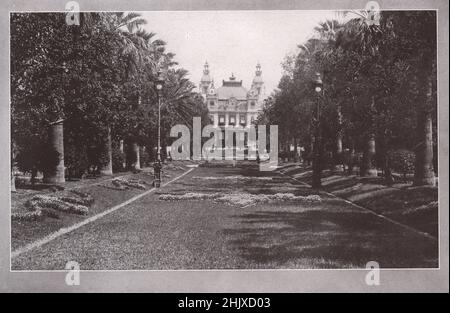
(153, 70), (164, 188)
(312, 72), (323, 189)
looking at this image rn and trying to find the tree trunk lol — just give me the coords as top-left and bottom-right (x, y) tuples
(100, 126), (113, 175)
(120, 139), (126, 169)
(332, 106), (344, 173)
(413, 67), (435, 186)
(132, 142), (141, 170)
(360, 97), (377, 177)
(11, 172), (16, 192)
(43, 119), (65, 184)
(294, 137), (299, 163)
(312, 104), (322, 188)
(414, 109), (435, 185)
(31, 167), (38, 185)
(333, 130), (344, 173)
(384, 156), (394, 186)
(347, 140), (356, 175)
(360, 133), (377, 177)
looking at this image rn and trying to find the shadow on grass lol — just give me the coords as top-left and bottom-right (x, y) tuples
(223, 209), (438, 268)
(278, 166), (439, 239)
(357, 187), (438, 237)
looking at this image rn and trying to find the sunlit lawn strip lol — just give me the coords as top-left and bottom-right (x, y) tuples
(11, 166), (186, 250)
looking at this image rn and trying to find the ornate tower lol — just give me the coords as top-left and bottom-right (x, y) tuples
(199, 61), (212, 99)
(251, 62), (264, 97)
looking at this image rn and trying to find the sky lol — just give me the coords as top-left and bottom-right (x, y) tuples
(141, 10), (337, 97)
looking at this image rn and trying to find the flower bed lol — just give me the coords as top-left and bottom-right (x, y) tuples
(103, 178), (148, 190)
(26, 194), (89, 215)
(12, 193), (92, 221)
(159, 192), (321, 207)
(192, 175), (273, 182)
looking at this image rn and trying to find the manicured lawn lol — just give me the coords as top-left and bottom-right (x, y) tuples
(12, 162), (438, 270)
(11, 163), (188, 251)
(278, 164), (439, 238)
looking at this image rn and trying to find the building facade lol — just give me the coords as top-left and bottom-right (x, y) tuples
(199, 62), (265, 128)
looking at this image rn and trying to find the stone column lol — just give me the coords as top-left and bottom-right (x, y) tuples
(225, 112), (229, 127)
(236, 112), (240, 127)
(43, 119), (65, 184)
(213, 113), (219, 127)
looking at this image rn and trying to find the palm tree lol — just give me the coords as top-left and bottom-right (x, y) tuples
(388, 11), (437, 186)
(100, 12), (151, 172)
(337, 11), (383, 177)
(314, 20), (346, 172)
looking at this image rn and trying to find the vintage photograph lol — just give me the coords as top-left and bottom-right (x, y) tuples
(9, 7), (440, 273)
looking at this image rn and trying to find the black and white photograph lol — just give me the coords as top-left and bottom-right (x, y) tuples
(0, 0), (448, 294)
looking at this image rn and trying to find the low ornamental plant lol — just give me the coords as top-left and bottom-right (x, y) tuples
(106, 178), (147, 190)
(159, 192), (322, 207)
(191, 175), (273, 181)
(25, 195), (89, 216)
(12, 192), (93, 221)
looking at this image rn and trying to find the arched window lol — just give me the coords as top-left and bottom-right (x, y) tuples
(209, 101), (215, 106)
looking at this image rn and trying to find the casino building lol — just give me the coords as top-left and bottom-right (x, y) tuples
(199, 62), (265, 128)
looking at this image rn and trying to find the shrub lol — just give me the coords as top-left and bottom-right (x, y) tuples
(387, 149), (415, 177)
(140, 148), (151, 168)
(112, 146), (125, 172)
(65, 144), (89, 179)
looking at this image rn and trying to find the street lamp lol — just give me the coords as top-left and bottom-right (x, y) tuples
(153, 70), (165, 188)
(312, 72), (323, 189)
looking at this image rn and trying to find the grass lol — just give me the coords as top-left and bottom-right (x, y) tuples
(279, 164), (439, 238)
(12, 162), (438, 270)
(11, 163), (188, 251)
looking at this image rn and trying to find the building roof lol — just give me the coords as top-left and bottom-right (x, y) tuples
(216, 74), (248, 100)
(216, 86), (248, 100)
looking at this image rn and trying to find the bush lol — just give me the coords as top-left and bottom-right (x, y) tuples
(140, 148), (151, 168)
(65, 144), (89, 178)
(112, 146), (125, 172)
(16, 141), (59, 177)
(387, 149), (415, 177)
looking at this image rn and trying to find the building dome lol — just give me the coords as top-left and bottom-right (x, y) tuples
(216, 74), (248, 100)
